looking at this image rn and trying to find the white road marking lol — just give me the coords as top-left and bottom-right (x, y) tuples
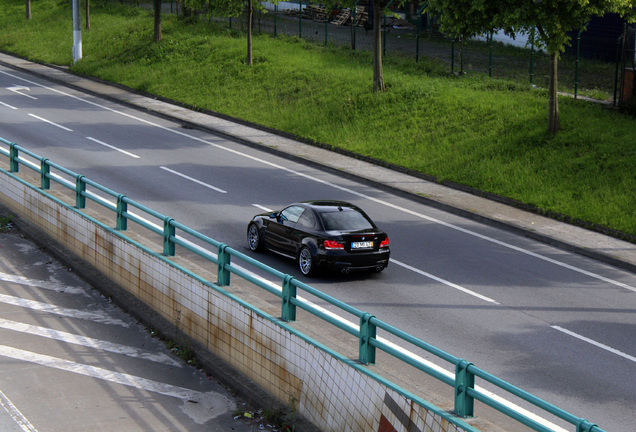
(0, 319), (181, 367)
(391, 259), (499, 304)
(0, 294), (129, 327)
(160, 166), (227, 193)
(0, 100), (17, 109)
(27, 113), (72, 131)
(552, 326), (636, 363)
(0, 389), (38, 432)
(252, 204), (273, 213)
(86, 136), (140, 159)
(0, 345), (233, 411)
(0, 67), (627, 431)
(2, 67), (633, 296)
(6, 85), (36, 100)
(0, 271), (86, 295)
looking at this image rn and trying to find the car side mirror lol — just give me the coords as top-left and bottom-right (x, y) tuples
(270, 212), (278, 219)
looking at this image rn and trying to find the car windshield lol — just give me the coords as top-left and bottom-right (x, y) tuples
(319, 209), (374, 231)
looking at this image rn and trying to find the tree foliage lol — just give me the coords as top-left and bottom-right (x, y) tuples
(426, 0), (635, 134)
(426, 0), (502, 73)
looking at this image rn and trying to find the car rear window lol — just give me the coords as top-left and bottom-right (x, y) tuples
(320, 210), (374, 231)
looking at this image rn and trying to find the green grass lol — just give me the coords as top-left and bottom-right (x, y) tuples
(1, 0), (634, 238)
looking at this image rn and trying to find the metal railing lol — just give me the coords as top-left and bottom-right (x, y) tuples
(0, 138), (605, 432)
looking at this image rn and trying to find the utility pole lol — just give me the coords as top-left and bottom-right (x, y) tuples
(72, 0), (82, 63)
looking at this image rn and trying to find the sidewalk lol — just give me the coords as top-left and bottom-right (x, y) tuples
(1, 51), (635, 273)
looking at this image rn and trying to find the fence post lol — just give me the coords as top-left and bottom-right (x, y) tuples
(298, 0), (302, 38)
(530, 28), (535, 84)
(454, 359), (475, 418)
(359, 312), (376, 365)
(163, 217), (175, 256)
(575, 24), (588, 99)
(281, 274), (297, 322)
(274, 3), (278, 37)
(451, 39), (456, 73)
(488, 32), (493, 77)
(116, 194), (128, 231)
(75, 175), (86, 209)
(217, 243), (231, 286)
(9, 143), (19, 173)
(40, 158), (50, 190)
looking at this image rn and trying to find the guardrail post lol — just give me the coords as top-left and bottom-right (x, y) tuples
(281, 275), (297, 322)
(9, 143), (19, 173)
(454, 359), (475, 418)
(116, 194), (127, 231)
(217, 243), (231, 286)
(40, 158), (50, 190)
(163, 217), (175, 256)
(75, 175), (86, 209)
(359, 312), (376, 365)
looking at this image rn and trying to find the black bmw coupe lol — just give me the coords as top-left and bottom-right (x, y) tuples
(247, 200), (390, 276)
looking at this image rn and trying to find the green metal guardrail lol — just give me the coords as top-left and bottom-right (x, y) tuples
(0, 138), (605, 432)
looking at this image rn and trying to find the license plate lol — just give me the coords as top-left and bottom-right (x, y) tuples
(352, 241), (373, 249)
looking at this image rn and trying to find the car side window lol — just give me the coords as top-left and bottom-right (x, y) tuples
(280, 206), (304, 224)
(296, 210), (316, 229)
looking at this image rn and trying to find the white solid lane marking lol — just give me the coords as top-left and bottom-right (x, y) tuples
(160, 166), (227, 193)
(0, 100), (17, 109)
(391, 259), (500, 304)
(0, 319), (181, 367)
(27, 113), (72, 131)
(2, 69), (634, 294)
(552, 326), (636, 363)
(0, 389), (39, 432)
(251, 204), (273, 213)
(86, 136), (140, 159)
(0, 294), (129, 327)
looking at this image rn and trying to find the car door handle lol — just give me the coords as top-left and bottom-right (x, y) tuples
(286, 229), (293, 234)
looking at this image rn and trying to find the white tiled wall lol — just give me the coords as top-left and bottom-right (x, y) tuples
(0, 172), (466, 432)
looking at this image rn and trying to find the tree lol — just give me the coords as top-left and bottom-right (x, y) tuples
(425, 0), (635, 134)
(184, 0), (266, 65)
(154, 0), (162, 42)
(425, 0), (501, 75)
(502, 0), (634, 134)
(370, 0), (389, 91)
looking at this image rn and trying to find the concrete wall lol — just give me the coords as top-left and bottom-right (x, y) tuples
(0, 169), (467, 432)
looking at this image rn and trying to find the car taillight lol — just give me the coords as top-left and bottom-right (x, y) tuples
(324, 240), (345, 250)
(380, 237), (389, 248)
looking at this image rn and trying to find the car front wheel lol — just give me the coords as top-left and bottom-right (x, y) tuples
(247, 223), (262, 251)
(298, 247), (315, 276)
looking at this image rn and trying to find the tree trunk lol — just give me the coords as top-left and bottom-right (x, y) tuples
(372, 0), (385, 92)
(246, 0), (253, 65)
(548, 51), (560, 134)
(26, 0), (31, 19)
(153, 0), (162, 42)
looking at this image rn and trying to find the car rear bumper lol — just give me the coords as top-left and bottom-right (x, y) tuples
(316, 249), (390, 272)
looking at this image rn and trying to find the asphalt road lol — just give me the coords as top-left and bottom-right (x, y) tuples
(0, 60), (635, 432)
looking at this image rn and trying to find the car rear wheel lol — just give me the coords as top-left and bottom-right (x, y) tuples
(247, 224), (262, 251)
(298, 247), (315, 276)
